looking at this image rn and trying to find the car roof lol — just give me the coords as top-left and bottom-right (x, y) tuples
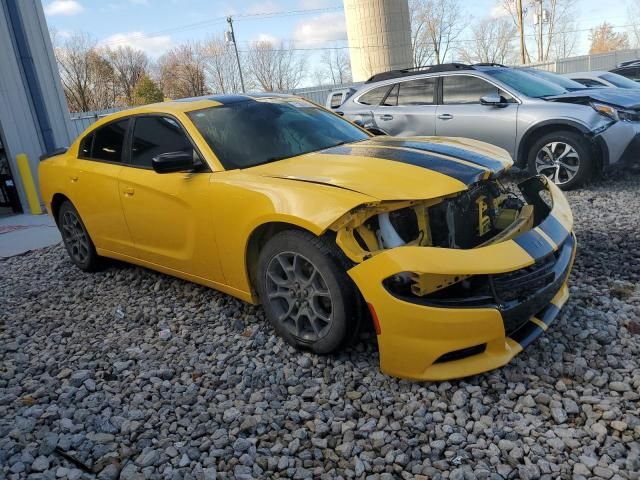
(565, 71), (609, 77)
(75, 93), (301, 142)
(113, 93), (299, 116)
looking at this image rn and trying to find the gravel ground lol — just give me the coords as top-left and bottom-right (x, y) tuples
(1, 171), (639, 480)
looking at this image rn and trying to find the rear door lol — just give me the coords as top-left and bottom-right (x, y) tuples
(118, 115), (223, 281)
(372, 77), (438, 136)
(435, 74), (519, 156)
(72, 119), (135, 256)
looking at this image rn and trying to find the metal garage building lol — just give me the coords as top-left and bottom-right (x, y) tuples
(0, 0), (73, 215)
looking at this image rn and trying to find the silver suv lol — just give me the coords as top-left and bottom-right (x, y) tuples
(330, 63), (640, 190)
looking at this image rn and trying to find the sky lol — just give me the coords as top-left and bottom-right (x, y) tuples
(42, 0), (633, 86)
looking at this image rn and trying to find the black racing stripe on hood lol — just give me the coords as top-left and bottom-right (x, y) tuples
(372, 139), (506, 172)
(324, 145), (487, 185)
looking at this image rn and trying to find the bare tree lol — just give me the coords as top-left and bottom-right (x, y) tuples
(500, 0), (578, 63)
(550, 15), (578, 60)
(589, 22), (630, 54)
(458, 18), (517, 64)
(247, 41), (306, 92)
(318, 48), (352, 85)
(409, 0), (434, 66)
(409, 0), (466, 65)
(104, 46), (149, 105)
(628, 0), (640, 47)
(157, 43), (208, 99)
(500, 0), (531, 63)
(201, 36), (245, 94)
(54, 33), (116, 112)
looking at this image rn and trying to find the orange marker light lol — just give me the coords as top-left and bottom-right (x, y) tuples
(367, 302), (381, 335)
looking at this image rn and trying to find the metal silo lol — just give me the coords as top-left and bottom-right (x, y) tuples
(343, 0), (412, 82)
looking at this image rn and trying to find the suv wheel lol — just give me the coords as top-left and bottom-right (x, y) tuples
(527, 130), (595, 190)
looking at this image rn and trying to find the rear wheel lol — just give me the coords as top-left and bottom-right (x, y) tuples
(58, 201), (101, 272)
(257, 230), (359, 354)
(527, 130), (596, 190)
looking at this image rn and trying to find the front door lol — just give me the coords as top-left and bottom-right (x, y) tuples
(118, 115), (222, 281)
(372, 77), (438, 136)
(435, 74), (519, 157)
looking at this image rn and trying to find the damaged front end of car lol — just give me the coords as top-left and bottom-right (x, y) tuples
(330, 175), (576, 380)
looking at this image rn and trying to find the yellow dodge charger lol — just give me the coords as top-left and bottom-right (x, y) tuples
(39, 94), (576, 380)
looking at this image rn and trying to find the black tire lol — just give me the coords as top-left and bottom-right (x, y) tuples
(257, 230), (360, 354)
(58, 201), (101, 272)
(527, 130), (596, 190)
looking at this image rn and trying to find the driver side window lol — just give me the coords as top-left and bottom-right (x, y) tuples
(130, 116), (200, 169)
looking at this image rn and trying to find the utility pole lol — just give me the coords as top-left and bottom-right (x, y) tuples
(517, 0), (526, 64)
(537, 0), (543, 62)
(226, 16), (246, 93)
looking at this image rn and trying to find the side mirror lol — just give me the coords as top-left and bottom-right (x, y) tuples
(480, 94), (508, 107)
(353, 119), (387, 136)
(366, 127), (388, 136)
(152, 151), (194, 174)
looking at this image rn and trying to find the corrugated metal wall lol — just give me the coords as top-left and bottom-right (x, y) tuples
(0, 0), (74, 211)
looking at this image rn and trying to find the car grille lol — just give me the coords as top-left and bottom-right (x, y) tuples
(489, 254), (556, 304)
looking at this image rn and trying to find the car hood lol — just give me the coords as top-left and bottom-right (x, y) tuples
(546, 89), (640, 109)
(246, 137), (513, 201)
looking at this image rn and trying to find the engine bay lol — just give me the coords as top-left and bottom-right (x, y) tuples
(332, 177), (552, 297)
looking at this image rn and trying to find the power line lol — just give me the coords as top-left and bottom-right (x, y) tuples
(100, 6), (343, 47)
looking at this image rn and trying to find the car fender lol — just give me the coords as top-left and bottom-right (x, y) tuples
(209, 173), (375, 299)
(516, 116), (607, 166)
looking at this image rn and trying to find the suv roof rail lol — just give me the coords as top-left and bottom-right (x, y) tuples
(365, 63), (474, 83)
(474, 62), (508, 68)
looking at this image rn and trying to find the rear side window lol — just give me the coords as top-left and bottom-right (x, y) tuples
(443, 76), (502, 104)
(330, 93), (343, 109)
(397, 78), (436, 105)
(130, 116), (195, 168)
(358, 85), (392, 105)
(80, 119), (129, 162)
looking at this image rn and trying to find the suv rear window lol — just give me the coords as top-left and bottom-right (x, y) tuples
(358, 85), (391, 105)
(397, 78), (436, 105)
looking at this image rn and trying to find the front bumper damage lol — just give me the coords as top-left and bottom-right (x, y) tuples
(595, 120), (640, 166)
(347, 179), (576, 381)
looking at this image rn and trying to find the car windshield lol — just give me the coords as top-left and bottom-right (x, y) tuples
(483, 68), (567, 97)
(187, 98), (369, 169)
(601, 72), (640, 89)
(524, 69), (588, 90)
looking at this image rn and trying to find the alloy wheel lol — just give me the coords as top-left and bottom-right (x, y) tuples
(535, 141), (580, 185)
(61, 210), (90, 265)
(265, 251), (333, 342)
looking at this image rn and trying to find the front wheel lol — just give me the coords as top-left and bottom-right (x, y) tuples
(256, 230), (360, 354)
(527, 130), (596, 190)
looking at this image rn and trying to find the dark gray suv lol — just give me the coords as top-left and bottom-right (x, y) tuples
(330, 64), (640, 190)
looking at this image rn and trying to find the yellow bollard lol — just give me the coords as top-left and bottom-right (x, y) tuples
(16, 153), (42, 215)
